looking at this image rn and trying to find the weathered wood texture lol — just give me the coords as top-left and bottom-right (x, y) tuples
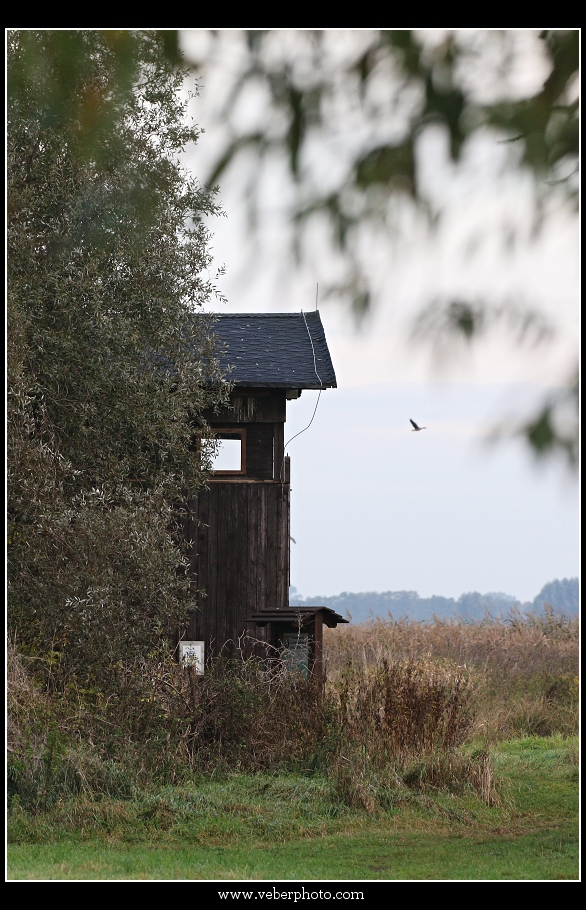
(202, 389), (286, 425)
(244, 423), (274, 479)
(184, 481), (290, 660)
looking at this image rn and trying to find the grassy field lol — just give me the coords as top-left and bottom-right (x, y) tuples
(8, 613), (578, 880)
(7, 736), (578, 880)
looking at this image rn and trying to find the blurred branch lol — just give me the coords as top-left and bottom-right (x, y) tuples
(411, 298), (555, 351)
(187, 29), (578, 224)
(487, 370), (579, 471)
(182, 29), (578, 471)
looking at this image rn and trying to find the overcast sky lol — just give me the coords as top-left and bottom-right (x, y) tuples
(182, 30), (579, 603)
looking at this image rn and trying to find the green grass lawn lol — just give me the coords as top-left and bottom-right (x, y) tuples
(7, 736), (579, 881)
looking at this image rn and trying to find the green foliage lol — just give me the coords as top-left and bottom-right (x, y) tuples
(7, 31), (227, 685)
(485, 31), (578, 177)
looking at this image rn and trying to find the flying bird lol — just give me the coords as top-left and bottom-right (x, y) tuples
(410, 419), (426, 431)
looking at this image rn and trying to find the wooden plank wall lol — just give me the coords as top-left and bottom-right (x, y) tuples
(184, 481), (290, 660)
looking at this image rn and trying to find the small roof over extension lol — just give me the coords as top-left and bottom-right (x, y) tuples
(211, 312), (337, 389)
(248, 606), (348, 628)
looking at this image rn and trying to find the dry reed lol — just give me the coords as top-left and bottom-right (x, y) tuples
(324, 610), (579, 742)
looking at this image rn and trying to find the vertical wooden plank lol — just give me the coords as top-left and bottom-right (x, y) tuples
(195, 492), (205, 642)
(286, 466), (291, 596)
(257, 484), (268, 612)
(275, 483), (284, 608)
(235, 481), (249, 654)
(231, 483), (242, 654)
(278, 481), (289, 609)
(201, 484), (218, 657)
(245, 483), (257, 652)
(215, 483), (229, 660)
(274, 482), (284, 610)
(266, 484), (279, 612)
(222, 484), (233, 658)
(273, 422), (284, 481)
(247, 484), (268, 656)
(265, 484), (274, 611)
(224, 482), (240, 658)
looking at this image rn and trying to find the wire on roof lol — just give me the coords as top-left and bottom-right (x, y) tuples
(280, 310), (323, 479)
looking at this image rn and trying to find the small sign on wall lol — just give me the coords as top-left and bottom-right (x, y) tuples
(179, 641), (205, 674)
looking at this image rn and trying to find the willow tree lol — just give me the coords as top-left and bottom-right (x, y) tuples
(7, 31), (226, 684)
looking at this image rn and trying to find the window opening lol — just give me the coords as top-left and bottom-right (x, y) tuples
(204, 429), (246, 474)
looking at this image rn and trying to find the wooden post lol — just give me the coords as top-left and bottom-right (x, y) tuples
(274, 423), (285, 481)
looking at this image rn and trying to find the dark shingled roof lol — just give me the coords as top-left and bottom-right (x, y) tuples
(211, 312), (337, 389)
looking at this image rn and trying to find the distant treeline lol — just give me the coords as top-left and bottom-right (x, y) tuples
(290, 578), (579, 623)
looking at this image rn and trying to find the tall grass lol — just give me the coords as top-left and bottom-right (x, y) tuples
(324, 608), (579, 741)
(7, 610), (578, 816)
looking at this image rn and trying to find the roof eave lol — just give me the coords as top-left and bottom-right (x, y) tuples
(230, 380), (337, 390)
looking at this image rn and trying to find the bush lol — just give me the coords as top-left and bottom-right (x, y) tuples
(330, 658), (475, 762)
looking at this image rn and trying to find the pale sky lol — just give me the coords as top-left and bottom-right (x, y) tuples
(181, 30), (579, 603)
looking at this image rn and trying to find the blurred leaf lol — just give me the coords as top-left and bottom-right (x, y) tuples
(355, 143), (415, 193)
(521, 373), (578, 469)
